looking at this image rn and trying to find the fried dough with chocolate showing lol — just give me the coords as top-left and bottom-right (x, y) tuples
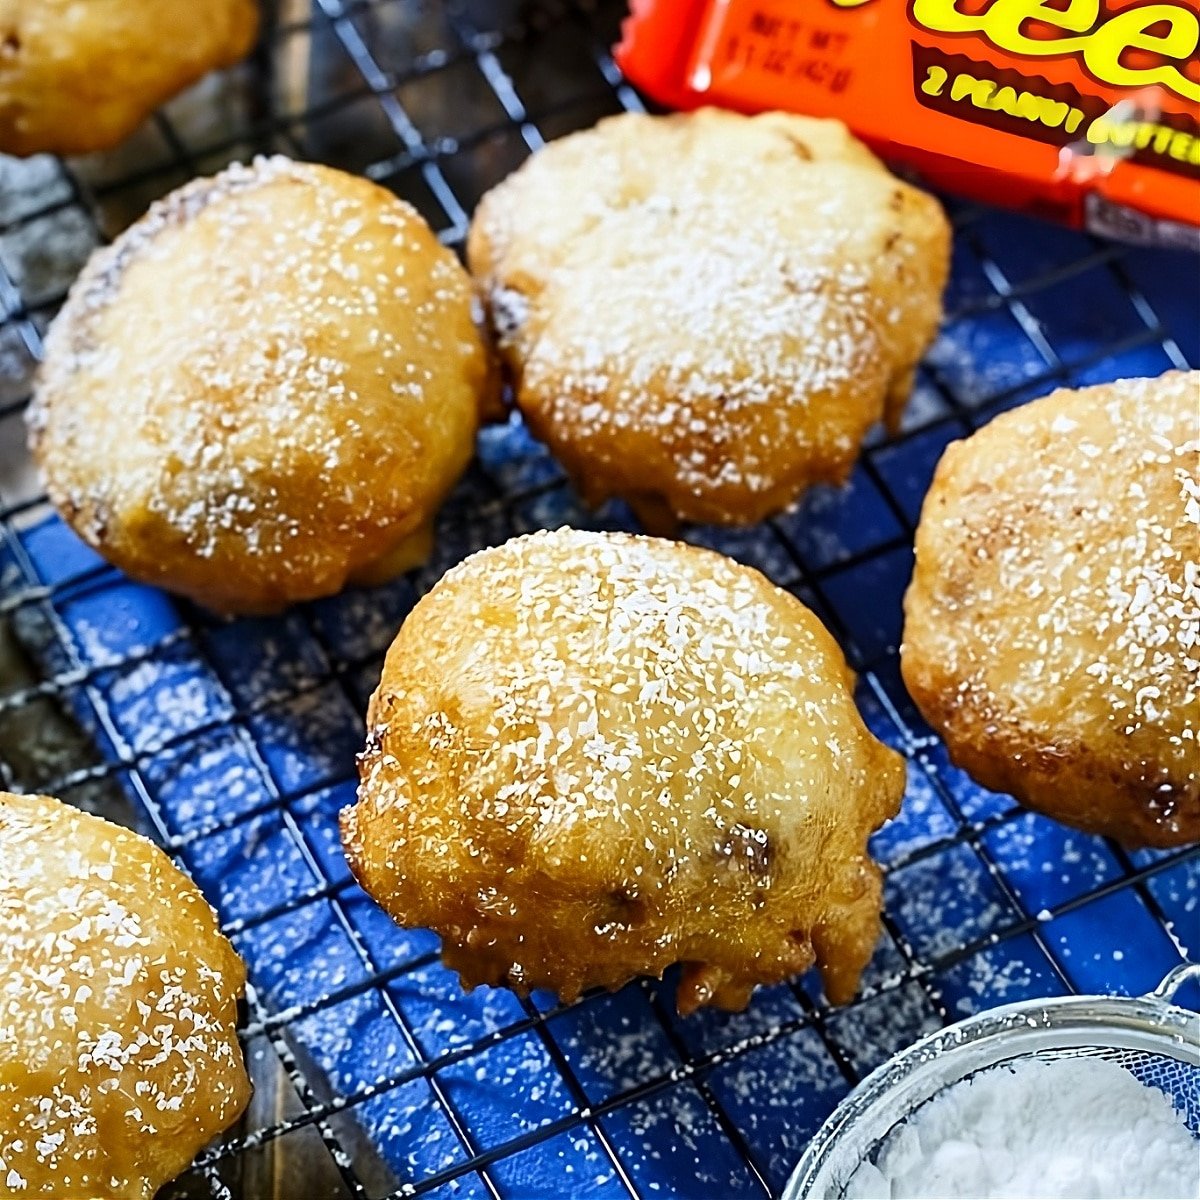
(343, 528), (905, 1013)
(29, 157), (497, 614)
(467, 108), (950, 531)
(0, 0), (258, 156)
(0, 792), (250, 1198)
(902, 371), (1200, 848)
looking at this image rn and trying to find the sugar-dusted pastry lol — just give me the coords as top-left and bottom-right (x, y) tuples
(902, 371), (1200, 848)
(0, 0), (258, 156)
(29, 157), (497, 614)
(467, 108), (949, 530)
(0, 792), (250, 1197)
(343, 528), (905, 1012)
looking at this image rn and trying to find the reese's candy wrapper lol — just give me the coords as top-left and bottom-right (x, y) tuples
(616, 0), (1200, 249)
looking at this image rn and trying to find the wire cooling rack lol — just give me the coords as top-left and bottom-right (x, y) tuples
(0, 2), (1197, 1197)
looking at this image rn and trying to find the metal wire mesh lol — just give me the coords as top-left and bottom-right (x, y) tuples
(1080, 1048), (1200, 1134)
(0, 2), (1197, 1197)
(785, 1025), (1200, 1199)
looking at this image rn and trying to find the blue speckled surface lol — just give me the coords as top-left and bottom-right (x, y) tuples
(0, 3), (1198, 1196)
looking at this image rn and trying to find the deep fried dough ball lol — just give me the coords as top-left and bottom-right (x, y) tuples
(29, 157), (496, 614)
(0, 0), (258, 156)
(342, 528), (905, 1013)
(0, 792), (249, 1198)
(902, 372), (1200, 848)
(467, 109), (949, 530)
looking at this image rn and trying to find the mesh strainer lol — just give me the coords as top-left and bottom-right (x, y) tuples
(784, 962), (1200, 1199)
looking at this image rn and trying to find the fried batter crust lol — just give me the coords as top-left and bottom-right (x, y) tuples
(467, 109), (949, 529)
(343, 529), (905, 1012)
(29, 157), (495, 614)
(0, 793), (250, 1198)
(0, 0), (258, 156)
(902, 372), (1200, 848)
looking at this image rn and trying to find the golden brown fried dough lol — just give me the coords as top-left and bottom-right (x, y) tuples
(343, 528), (905, 1013)
(29, 156), (496, 614)
(902, 372), (1200, 848)
(0, 0), (258, 156)
(0, 792), (249, 1198)
(467, 109), (949, 530)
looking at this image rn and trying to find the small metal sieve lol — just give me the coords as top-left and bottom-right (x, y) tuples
(784, 962), (1200, 1199)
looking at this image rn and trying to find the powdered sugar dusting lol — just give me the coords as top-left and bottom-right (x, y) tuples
(1094, 460), (1200, 733)
(979, 376), (1195, 732)
(846, 1056), (1199, 1198)
(357, 529), (870, 846)
(0, 792), (248, 1195)
(348, 528), (904, 1012)
(904, 370), (1199, 843)
(469, 109), (948, 522)
(29, 155), (485, 610)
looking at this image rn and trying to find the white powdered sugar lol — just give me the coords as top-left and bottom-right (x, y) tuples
(845, 1056), (1200, 1199)
(469, 109), (948, 521)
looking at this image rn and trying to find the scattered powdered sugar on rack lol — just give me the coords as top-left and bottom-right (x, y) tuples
(844, 1055), (1200, 1200)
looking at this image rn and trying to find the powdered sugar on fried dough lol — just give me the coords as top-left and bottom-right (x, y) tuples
(901, 370), (1200, 847)
(29, 156), (490, 613)
(345, 528), (905, 1014)
(0, 792), (249, 1196)
(468, 109), (950, 526)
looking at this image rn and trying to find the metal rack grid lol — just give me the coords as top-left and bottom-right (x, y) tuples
(0, 2), (1197, 1196)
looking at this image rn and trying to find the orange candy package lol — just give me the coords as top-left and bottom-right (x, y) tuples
(616, 0), (1200, 248)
